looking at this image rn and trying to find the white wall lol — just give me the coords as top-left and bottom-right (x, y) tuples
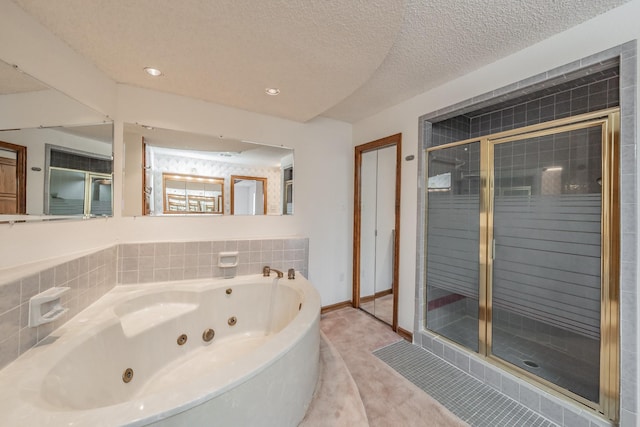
(353, 0), (640, 334)
(122, 131), (143, 215)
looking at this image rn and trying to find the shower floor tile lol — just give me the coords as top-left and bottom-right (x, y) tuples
(434, 316), (599, 402)
(374, 340), (559, 427)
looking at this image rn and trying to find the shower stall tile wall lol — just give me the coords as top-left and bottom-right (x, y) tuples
(0, 237), (308, 371)
(430, 62), (620, 147)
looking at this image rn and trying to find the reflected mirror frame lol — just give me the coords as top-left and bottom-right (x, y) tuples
(162, 172), (224, 215)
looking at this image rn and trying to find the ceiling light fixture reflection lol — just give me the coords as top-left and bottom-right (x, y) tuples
(144, 67), (162, 77)
(544, 166), (563, 172)
(265, 87), (280, 96)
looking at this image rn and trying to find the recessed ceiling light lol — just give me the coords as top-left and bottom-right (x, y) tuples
(265, 87), (280, 96)
(144, 67), (162, 77)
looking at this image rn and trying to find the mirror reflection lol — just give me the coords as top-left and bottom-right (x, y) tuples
(231, 175), (267, 215)
(163, 173), (223, 214)
(358, 144), (398, 326)
(0, 59), (113, 221)
(123, 123), (293, 216)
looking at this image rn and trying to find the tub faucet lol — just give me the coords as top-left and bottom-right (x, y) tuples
(262, 266), (284, 278)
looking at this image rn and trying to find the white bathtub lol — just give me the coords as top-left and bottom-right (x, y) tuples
(0, 273), (321, 426)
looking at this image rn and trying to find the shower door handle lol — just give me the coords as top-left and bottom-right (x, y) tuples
(491, 239), (496, 261)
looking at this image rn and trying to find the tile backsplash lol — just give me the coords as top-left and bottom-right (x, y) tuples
(117, 238), (308, 284)
(0, 237), (309, 370)
(0, 246), (117, 370)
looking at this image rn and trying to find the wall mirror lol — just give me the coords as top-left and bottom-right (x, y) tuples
(123, 123), (293, 216)
(0, 60), (113, 223)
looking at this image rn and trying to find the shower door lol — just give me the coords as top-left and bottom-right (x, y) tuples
(488, 115), (619, 414)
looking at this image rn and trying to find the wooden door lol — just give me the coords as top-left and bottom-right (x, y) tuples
(0, 141), (27, 214)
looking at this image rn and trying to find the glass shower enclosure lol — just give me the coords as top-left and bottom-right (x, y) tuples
(424, 108), (619, 420)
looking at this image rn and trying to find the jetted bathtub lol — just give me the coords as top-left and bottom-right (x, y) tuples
(0, 273), (321, 426)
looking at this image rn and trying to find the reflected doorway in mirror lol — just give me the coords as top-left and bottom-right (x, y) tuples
(230, 175), (267, 215)
(0, 141), (27, 214)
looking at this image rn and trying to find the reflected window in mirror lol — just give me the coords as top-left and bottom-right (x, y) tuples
(283, 166), (293, 215)
(231, 175), (267, 215)
(123, 123), (293, 217)
(45, 144), (113, 216)
(162, 173), (223, 214)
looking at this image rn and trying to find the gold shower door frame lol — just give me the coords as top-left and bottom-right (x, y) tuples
(424, 108), (620, 421)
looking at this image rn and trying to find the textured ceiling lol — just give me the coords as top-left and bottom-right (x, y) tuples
(11, 0), (632, 123)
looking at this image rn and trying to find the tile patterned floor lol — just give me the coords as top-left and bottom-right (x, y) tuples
(374, 340), (560, 427)
(436, 316), (598, 402)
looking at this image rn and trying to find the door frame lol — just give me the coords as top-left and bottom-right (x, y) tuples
(353, 133), (401, 331)
(0, 140), (27, 214)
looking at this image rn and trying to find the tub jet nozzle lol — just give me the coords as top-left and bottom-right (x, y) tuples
(203, 328), (215, 342)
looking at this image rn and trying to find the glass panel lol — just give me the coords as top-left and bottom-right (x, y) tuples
(359, 146), (396, 325)
(426, 141), (480, 352)
(373, 145), (396, 325)
(359, 150), (377, 318)
(49, 168), (86, 215)
(491, 126), (602, 403)
(89, 176), (112, 216)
